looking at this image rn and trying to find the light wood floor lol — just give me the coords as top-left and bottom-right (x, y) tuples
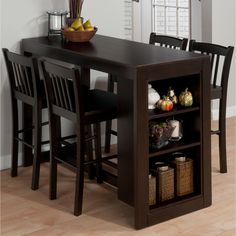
(1, 117), (236, 236)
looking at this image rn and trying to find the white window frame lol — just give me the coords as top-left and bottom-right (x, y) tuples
(124, 0), (133, 40)
(152, 0), (191, 38)
(132, 0), (203, 43)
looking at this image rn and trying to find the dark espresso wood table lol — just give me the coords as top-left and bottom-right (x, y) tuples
(22, 35), (211, 229)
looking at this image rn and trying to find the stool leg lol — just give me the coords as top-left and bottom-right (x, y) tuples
(50, 156), (58, 200)
(49, 115), (60, 200)
(31, 102), (42, 190)
(22, 103), (33, 166)
(94, 123), (103, 184)
(85, 125), (94, 179)
(104, 120), (112, 153)
(219, 99), (227, 173)
(74, 166), (84, 216)
(74, 125), (85, 216)
(11, 98), (18, 177)
(104, 74), (115, 153)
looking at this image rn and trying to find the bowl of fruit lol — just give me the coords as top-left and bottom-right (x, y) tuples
(62, 18), (97, 42)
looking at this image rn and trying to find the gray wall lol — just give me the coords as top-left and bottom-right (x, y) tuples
(212, 0), (236, 118)
(202, 0), (212, 43)
(191, 0), (202, 41)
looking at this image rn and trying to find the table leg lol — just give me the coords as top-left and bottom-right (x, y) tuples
(117, 75), (149, 229)
(117, 77), (134, 205)
(133, 73), (149, 229)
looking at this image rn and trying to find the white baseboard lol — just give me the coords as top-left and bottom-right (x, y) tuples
(0, 153), (22, 171)
(0, 144), (50, 171)
(212, 106), (236, 120)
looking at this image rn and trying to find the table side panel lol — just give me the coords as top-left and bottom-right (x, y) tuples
(201, 57), (212, 207)
(133, 68), (149, 229)
(117, 77), (135, 205)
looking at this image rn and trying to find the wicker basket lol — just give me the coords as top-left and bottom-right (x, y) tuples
(62, 27), (97, 42)
(172, 158), (193, 196)
(152, 167), (174, 202)
(149, 174), (156, 205)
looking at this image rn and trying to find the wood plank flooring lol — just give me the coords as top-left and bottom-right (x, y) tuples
(1, 117), (236, 235)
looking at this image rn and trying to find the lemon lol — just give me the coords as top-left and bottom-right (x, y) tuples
(83, 20), (92, 29)
(77, 25), (85, 31)
(71, 17), (83, 30)
(85, 27), (94, 31)
(66, 27), (75, 32)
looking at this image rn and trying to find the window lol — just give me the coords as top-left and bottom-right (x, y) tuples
(124, 0), (133, 40)
(152, 0), (190, 38)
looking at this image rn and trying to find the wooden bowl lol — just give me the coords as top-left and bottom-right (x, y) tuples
(62, 27), (97, 42)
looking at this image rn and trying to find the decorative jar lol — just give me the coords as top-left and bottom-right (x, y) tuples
(148, 84), (160, 109)
(47, 10), (68, 37)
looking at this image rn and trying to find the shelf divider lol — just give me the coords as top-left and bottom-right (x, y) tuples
(149, 139), (201, 157)
(149, 106), (200, 120)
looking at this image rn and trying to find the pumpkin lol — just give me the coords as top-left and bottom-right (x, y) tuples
(167, 87), (178, 104)
(179, 88), (193, 107)
(156, 99), (163, 109)
(156, 96), (174, 111)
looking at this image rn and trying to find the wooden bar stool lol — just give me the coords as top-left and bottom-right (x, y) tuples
(2, 48), (49, 190)
(149, 33), (188, 50)
(189, 40), (234, 173)
(104, 33), (188, 153)
(41, 59), (117, 216)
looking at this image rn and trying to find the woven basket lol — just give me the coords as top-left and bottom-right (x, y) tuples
(172, 158), (193, 196)
(152, 167), (174, 202)
(149, 174), (156, 205)
(62, 27), (97, 42)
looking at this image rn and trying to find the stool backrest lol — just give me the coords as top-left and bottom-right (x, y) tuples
(189, 40), (234, 89)
(2, 48), (40, 104)
(149, 33), (188, 50)
(41, 60), (83, 123)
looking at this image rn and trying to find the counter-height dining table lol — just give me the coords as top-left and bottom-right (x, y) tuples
(22, 34), (212, 229)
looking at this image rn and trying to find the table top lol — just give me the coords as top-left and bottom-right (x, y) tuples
(22, 34), (206, 70)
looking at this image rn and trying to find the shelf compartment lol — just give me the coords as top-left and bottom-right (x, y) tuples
(149, 146), (202, 212)
(148, 106), (200, 120)
(148, 195), (205, 226)
(149, 138), (200, 157)
(149, 193), (202, 210)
